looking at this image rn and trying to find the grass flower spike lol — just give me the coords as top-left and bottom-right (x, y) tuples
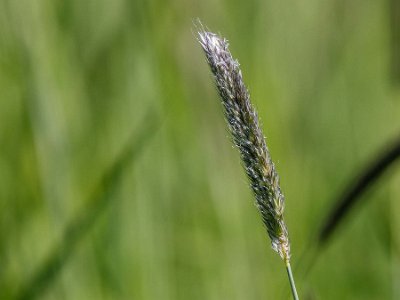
(197, 26), (299, 300)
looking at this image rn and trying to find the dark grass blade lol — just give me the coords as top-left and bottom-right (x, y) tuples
(15, 110), (159, 300)
(318, 135), (400, 245)
(294, 135), (400, 285)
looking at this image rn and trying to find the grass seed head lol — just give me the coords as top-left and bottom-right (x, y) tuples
(198, 29), (291, 262)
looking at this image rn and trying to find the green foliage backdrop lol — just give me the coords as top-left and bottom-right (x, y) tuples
(0, 0), (399, 299)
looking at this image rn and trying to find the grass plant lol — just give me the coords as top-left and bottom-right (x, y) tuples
(0, 1), (398, 298)
(197, 25), (299, 300)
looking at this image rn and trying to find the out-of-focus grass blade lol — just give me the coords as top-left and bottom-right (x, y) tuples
(15, 110), (159, 300)
(318, 135), (400, 246)
(295, 135), (400, 283)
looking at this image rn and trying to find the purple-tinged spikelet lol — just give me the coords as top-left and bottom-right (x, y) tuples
(198, 30), (291, 262)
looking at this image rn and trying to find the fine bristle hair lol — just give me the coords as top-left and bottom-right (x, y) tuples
(197, 29), (291, 262)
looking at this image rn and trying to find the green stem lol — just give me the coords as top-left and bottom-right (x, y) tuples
(285, 261), (299, 300)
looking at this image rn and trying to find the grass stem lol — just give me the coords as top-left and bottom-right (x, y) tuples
(286, 261), (299, 300)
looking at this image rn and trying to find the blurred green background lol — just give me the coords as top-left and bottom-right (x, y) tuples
(0, 0), (400, 299)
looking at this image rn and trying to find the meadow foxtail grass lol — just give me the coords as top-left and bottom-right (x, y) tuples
(197, 24), (299, 300)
